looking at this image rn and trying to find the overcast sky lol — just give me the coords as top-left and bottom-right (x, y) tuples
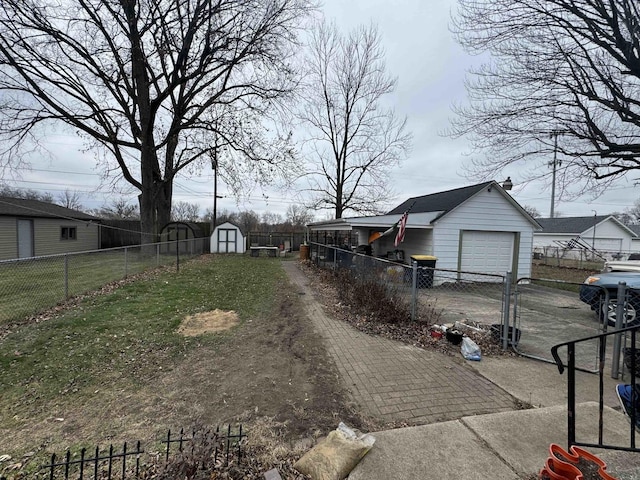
(8, 0), (640, 220)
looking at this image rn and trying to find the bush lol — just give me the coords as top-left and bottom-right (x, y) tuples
(332, 269), (411, 324)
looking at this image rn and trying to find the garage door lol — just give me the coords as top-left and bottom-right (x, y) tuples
(460, 230), (515, 275)
(594, 238), (622, 253)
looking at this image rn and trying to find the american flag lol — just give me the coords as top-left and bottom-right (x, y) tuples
(394, 211), (408, 247)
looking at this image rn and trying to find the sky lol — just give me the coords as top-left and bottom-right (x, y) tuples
(6, 0), (640, 221)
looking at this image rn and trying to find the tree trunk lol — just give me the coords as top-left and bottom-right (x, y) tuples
(157, 181), (173, 239)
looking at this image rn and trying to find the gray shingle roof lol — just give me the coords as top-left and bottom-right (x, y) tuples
(0, 196), (98, 221)
(387, 182), (493, 215)
(536, 215), (612, 234)
(627, 224), (640, 236)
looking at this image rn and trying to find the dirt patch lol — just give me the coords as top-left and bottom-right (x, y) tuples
(177, 309), (239, 336)
(0, 270), (377, 476)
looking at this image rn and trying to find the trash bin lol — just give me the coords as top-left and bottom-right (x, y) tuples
(410, 255), (437, 288)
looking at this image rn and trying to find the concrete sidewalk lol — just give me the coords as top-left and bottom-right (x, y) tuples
(283, 261), (640, 479)
(349, 402), (640, 479)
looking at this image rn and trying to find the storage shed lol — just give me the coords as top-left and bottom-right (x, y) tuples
(0, 196), (100, 260)
(307, 181), (540, 279)
(210, 221), (246, 253)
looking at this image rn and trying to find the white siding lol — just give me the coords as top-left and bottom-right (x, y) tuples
(581, 220), (634, 252)
(432, 188), (534, 279)
(356, 227), (432, 260)
(372, 228), (432, 260)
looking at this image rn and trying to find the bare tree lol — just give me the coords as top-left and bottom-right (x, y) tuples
(171, 201), (200, 222)
(451, 0), (640, 197)
(260, 211), (284, 228)
(522, 204), (541, 219)
(57, 190), (84, 211)
(298, 22), (411, 218)
(204, 207), (239, 226)
(0, 0), (312, 241)
(285, 204), (314, 227)
(0, 185), (54, 203)
(237, 210), (260, 232)
(613, 199), (640, 225)
(95, 199), (140, 220)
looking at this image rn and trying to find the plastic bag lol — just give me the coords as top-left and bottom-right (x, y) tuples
(293, 422), (376, 480)
(461, 336), (481, 361)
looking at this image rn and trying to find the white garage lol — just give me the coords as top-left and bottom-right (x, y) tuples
(210, 222), (246, 254)
(308, 181), (541, 280)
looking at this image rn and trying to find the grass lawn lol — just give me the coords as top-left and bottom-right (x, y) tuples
(531, 262), (600, 293)
(0, 249), (196, 325)
(0, 254), (365, 478)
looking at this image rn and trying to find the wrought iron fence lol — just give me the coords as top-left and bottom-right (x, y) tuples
(40, 425), (246, 479)
(0, 238), (208, 325)
(552, 325), (640, 453)
(308, 242), (506, 326)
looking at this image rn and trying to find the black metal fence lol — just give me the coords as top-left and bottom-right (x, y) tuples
(40, 426), (246, 479)
(552, 326), (640, 453)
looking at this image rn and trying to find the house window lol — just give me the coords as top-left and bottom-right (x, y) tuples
(61, 226), (77, 240)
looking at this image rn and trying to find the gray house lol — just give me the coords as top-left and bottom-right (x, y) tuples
(308, 181), (540, 279)
(0, 196), (100, 260)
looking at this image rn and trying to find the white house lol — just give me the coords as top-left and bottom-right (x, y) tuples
(307, 181), (540, 279)
(210, 221), (246, 254)
(534, 216), (637, 259)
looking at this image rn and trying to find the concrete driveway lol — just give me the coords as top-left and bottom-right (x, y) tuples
(419, 282), (609, 371)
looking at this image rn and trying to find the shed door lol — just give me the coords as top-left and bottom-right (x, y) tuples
(460, 230), (515, 275)
(218, 228), (237, 253)
(17, 219), (34, 258)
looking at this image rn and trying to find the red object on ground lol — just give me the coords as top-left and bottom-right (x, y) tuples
(538, 444), (617, 480)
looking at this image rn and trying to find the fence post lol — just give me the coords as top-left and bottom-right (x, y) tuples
(176, 240), (180, 272)
(411, 260), (418, 321)
(156, 243), (160, 266)
(64, 254), (69, 299)
(124, 246), (128, 278)
(611, 281), (627, 378)
(502, 272), (513, 351)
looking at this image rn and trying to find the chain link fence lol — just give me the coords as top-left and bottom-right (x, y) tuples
(308, 241), (640, 374)
(0, 238), (207, 325)
(508, 277), (640, 375)
(308, 242), (506, 327)
(532, 246), (639, 270)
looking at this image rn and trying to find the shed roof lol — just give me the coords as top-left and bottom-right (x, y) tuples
(537, 215), (636, 236)
(0, 196), (98, 221)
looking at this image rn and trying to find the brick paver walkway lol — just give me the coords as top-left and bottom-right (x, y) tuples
(283, 261), (516, 424)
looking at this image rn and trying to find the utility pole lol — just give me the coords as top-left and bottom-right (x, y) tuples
(591, 210), (597, 260)
(549, 130), (562, 218)
(211, 152), (218, 233)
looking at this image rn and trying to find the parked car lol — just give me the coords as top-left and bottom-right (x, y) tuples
(579, 272), (640, 326)
(603, 252), (640, 273)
